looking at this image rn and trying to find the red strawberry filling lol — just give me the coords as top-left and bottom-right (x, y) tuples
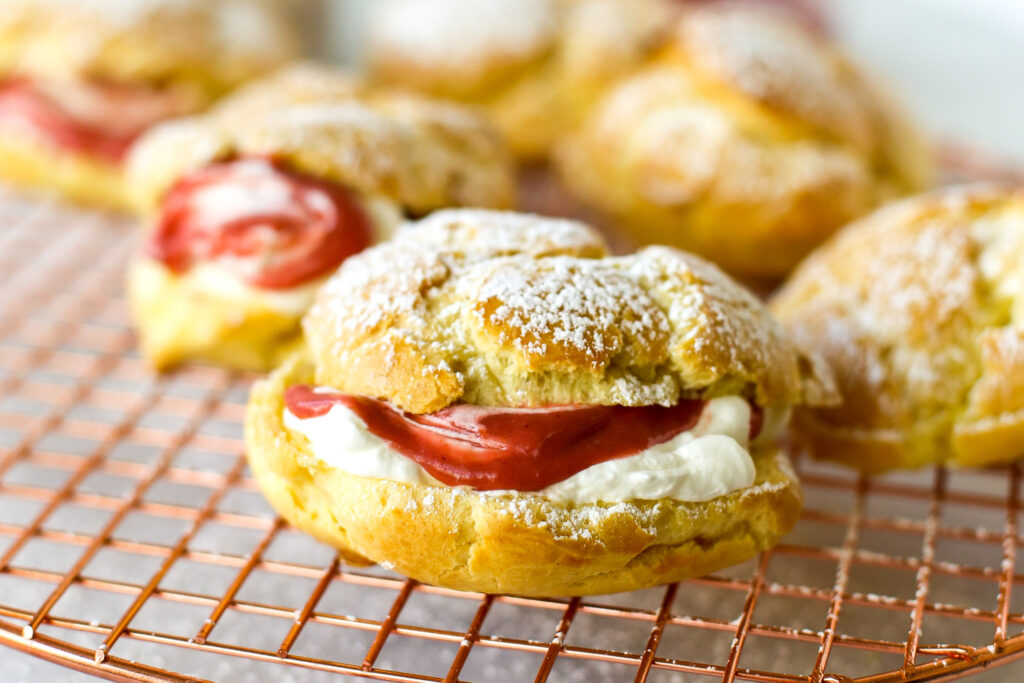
(285, 386), (763, 491)
(145, 157), (373, 290)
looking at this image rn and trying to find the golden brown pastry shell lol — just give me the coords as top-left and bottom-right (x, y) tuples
(773, 186), (1024, 472)
(368, 0), (677, 161)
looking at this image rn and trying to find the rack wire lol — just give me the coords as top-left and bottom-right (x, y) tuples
(2, 157), (1024, 682)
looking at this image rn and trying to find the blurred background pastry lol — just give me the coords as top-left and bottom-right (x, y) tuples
(367, 0), (677, 162)
(0, 0), (300, 210)
(555, 3), (932, 280)
(772, 185), (1024, 472)
(127, 65), (515, 372)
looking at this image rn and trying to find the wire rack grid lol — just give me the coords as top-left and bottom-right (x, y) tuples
(3, 168), (1024, 683)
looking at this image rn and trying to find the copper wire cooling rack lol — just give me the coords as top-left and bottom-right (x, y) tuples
(4, 173), (1024, 683)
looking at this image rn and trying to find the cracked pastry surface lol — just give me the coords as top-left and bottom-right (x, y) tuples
(555, 4), (931, 279)
(246, 210), (835, 595)
(772, 186), (1024, 472)
(302, 210), (833, 413)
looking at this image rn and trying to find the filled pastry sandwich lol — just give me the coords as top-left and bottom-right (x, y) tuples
(127, 67), (515, 372)
(368, 0), (676, 161)
(246, 210), (836, 596)
(556, 3), (931, 279)
(0, 0), (299, 209)
(773, 186), (1024, 473)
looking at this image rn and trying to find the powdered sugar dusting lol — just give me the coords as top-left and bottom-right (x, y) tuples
(466, 256), (668, 365)
(213, 0), (288, 55)
(212, 63), (366, 123)
(254, 102), (399, 139)
(306, 210), (810, 411)
(403, 209), (605, 258)
(632, 246), (779, 372)
(311, 243), (447, 339)
(370, 0), (556, 71)
(867, 222), (977, 336)
(566, 45), (872, 221)
(493, 497), (665, 542)
(679, 5), (867, 146)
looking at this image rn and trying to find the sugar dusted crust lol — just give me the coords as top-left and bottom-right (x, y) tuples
(555, 4), (931, 278)
(0, 0), (297, 97)
(303, 210), (836, 414)
(677, 6), (870, 148)
(368, 0), (677, 159)
(772, 186), (1024, 471)
(211, 62), (369, 125)
(128, 65), (515, 214)
(245, 352), (803, 596)
(368, 0), (558, 98)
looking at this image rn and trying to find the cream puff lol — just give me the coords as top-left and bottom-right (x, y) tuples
(367, 0), (676, 161)
(773, 186), (1024, 473)
(0, 0), (299, 209)
(127, 69), (515, 372)
(555, 4), (932, 280)
(246, 210), (836, 596)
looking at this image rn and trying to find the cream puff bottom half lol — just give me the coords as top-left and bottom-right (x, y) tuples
(128, 259), (310, 372)
(0, 134), (133, 211)
(245, 353), (803, 597)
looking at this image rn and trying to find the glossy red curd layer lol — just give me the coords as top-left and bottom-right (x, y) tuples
(284, 385), (764, 491)
(145, 157), (373, 290)
(0, 79), (141, 161)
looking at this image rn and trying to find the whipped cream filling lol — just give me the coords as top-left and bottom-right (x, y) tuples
(184, 263), (325, 315)
(154, 187), (402, 315)
(283, 393), (765, 504)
